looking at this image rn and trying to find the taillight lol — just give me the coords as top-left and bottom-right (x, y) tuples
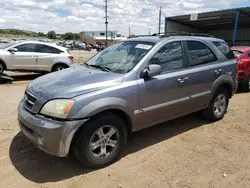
(68, 56), (74, 61)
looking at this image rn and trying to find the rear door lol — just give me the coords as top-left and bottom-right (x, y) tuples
(34, 44), (62, 71)
(184, 40), (235, 109)
(9, 43), (37, 70)
(183, 40), (221, 109)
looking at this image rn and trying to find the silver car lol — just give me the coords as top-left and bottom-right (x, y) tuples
(0, 41), (73, 74)
(18, 34), (238, 168)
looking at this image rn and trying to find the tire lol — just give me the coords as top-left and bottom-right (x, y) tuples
(52, 64), (68, 72)
(242, 77), (250, 92)
(202, 88), (229, 121)
(73, 112), (127, 168)
(0, 62), (4, 75)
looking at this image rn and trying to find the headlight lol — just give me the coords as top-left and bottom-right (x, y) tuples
(40, 99), (75, 119)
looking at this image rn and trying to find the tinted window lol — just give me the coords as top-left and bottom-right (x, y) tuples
(15, 43), (37, 52)
(213, 41), (235, 59)
(187, 41), (217, 66)
(150, 41), (184, 72)
(36, 44), (60, 53)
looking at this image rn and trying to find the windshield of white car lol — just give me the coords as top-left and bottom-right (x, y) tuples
(85, 41), (155, 74)
(0, 43), (16, 49)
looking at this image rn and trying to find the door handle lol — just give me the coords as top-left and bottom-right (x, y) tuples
(215, 69), (222, 74)
(178, 77), (188, 83)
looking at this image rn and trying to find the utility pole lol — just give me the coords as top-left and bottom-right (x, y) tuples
(129, 27), (131, 36)
(148, 29), (151, 35)
(158, 6), (162, 35)
(104, 0), (108, 46)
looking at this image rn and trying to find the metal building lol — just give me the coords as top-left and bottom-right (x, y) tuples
(164, 7), (250, 46)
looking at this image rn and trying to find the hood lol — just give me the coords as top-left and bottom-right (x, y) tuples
(27, 66), (124, 101)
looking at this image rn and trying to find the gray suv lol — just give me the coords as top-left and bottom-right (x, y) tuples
(18, 34), (238, 168)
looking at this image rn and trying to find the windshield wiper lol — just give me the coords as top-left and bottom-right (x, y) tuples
(84, 63), (111, 72)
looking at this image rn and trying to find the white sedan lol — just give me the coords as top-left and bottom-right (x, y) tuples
(0, 41), (74, 74)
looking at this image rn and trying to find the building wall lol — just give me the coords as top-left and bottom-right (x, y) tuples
(83, 31), (117, 38)
(166, 18), (250, 46)
(209, 28), (250, 46)
(166, 19), (202, 33)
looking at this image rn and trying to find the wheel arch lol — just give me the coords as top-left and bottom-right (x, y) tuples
(70, 108), (133, 153)
(211, 75), (234, 100)
(51, 62), (69, 72)
(0, 59), (7, 70)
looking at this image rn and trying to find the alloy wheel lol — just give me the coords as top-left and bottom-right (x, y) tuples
(213, 94), (226, 117)
(89, 125), (119, 159)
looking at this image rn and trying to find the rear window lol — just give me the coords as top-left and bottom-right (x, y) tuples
(213, 41), (235, 59)
(232, 50), (243, 58)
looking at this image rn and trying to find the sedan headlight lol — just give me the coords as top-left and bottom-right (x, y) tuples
(40, 99), (75, 119)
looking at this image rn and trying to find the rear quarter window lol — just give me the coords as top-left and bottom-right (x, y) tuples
(213, 41), (235, 59)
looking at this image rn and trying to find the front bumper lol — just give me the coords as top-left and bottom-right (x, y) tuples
(18, 100), (89, 157)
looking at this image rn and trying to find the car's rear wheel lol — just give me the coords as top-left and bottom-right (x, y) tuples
(73, 112), (127, 168)
(52, 64), (68, 72)
(242, 77), (250, 92)
(202, 88), (229, 121)
(0, 62), (5, 75)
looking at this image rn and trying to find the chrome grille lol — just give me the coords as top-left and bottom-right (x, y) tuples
(24, 92), (37, 111)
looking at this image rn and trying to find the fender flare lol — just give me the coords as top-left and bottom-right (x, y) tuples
(210, 75), (234, 100)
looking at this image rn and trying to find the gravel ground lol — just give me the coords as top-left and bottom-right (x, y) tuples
(0, 51), (250, 188)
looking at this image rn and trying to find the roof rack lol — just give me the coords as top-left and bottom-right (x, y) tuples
(127, 35), (153, 38)
(158, 32), (214, 38)
(128, 32), (214, 39)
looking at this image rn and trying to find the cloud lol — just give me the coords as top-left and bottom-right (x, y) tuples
(0, 0), (248, 35)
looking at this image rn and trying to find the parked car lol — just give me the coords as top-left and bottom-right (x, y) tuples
(0, 41), (73, 74)
(18, 34), (238, 168)
(231, 46), (250, 92)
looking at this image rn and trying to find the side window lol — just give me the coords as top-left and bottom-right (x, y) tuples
(36, 44), (60, 54)
(248, 52), (250, 59)
(15, 44), (37, 52)
(213, 41), (235, 59)
(187, 41), (217, 67)
(150, 41), (184, 72)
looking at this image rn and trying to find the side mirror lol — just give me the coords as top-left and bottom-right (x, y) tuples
(8, 48), (18, 53)
(141, 64), (161, 78)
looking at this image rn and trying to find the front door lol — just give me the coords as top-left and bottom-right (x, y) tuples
(9, 43), (37, 71)
(136, 41), (192, 127)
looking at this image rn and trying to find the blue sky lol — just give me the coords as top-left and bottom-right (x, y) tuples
(0, 0), (249, 36)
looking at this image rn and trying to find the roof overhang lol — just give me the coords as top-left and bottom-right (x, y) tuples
(166, 7), (250, 31)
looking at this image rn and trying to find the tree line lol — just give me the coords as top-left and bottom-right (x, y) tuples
(0, 29), (80, 40)
(47, 31), (80, 40)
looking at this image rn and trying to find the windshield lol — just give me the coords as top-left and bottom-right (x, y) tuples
(86, 41), (155, 74)
(0, 43), (16, 49)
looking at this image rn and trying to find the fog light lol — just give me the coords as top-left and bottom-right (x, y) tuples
(37, 137), (44, 146)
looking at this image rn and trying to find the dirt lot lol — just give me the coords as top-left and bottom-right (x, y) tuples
(0, 52), (250, 187)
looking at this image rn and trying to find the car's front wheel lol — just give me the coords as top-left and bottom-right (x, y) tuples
(73, 112), (127, 168)
(202, 88), (229, 121)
